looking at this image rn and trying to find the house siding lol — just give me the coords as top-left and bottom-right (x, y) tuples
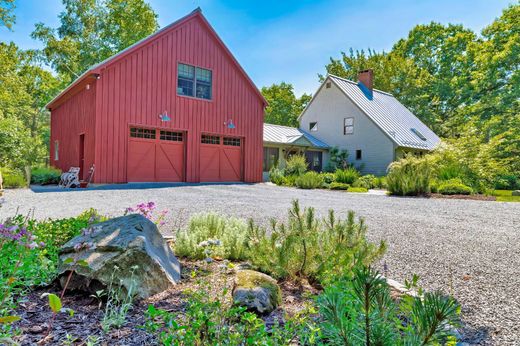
(300, 82), (394, 175)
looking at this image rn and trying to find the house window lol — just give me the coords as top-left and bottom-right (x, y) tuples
(326, 82), (331, 88)
(305, 151), (323, 172)
(201, 135), (220, 144)
(54, 140), (59, 161)
(177, 63), (212, 100)
(130, 127), (156, 139)
(309, 122), (318, 132)
(344, 117), (354, 135)
(356, 149), (362, 160)
(160, 131), (183, 142)
(263, 147), (279, 171)
(223, 137), (241, 146)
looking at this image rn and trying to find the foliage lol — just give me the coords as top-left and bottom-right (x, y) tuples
(281, 174), (298, 187)
(491, 190), (520, 203)
(437, 179), (473, 195)
(329, 182), (350, 190)
(321, 172), (335, 184)
(347, 187), (368, 193)
(353, 174), (377, 189)
(494, 174), (520, 191)
(0, 168), (26, 188)
(174, 213), (249, 261)
(125, 201), (168, 226)
(318, 266), (460, 345)
(101, 265), (138, 332)
(30, 166), (62, 185)
(269, 166), (285, 185)
(145, 288), (318, 345)
(295, 171), (324, 189)
(261, 82), (311, 127)
(334, 167), (360, 185)
(0, 0), (15, 30)
(284, 155), (307, 176)
(386, 155), (433, 196)
(326, 147), (349, 171)
(246, 200), (386, 282)
(31, 0), (158, 84)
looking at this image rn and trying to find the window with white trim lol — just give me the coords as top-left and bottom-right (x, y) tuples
(54, 140), (59, 161)
(177, 63), (212, 100)
(344, 117), (354, 135)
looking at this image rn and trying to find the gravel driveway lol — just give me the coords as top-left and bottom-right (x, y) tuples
(2, 183), (519, 345)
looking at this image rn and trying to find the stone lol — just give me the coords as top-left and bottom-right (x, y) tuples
(58, 214), (180, 299)
(232, 270), (281, 314)
(385, 277), (418, 300)
(512, 190), (520, 196)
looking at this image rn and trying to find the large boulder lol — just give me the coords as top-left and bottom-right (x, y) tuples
(58, 214), (180, 298)
(232, 270), (281, 314)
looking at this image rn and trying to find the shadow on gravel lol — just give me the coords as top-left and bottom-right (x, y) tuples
(30, 182), (254, 193)
(460, 320), (492, 344)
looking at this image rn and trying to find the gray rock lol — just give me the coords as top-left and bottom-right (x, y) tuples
(512, 190), (520, 196)
(58, 214), (180, 298)
(232, 270), (281, 314)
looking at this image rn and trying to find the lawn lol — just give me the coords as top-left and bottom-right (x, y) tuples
(491, 190), (520, 202)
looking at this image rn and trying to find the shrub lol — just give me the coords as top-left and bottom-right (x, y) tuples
(284, 155), (307, 176)
(321, 172), (336, 184)
(326, 147), (349, 171)
(386, 155), (433, 196)
(493, 174), (520, 190)
(295, 171), (323, 189)
(353, 174), (378, 189)
(437, 179), (473, 195)
(174, 213), (248, 261)
(347, 187), (368, 193)
(334, 167), (360, 184)
(282, 174), (297, 187)
(329, 182), (350, 190)
(268, 166), (285, 185)
(246, 200), (386, 282)
(30, 166), (62, 185)
(0, 168), (26, 188)
(374, 176), (387, 189)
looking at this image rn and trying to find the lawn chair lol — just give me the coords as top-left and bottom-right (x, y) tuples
(79, 164), (95, 188)
(59, 167), (80, 188)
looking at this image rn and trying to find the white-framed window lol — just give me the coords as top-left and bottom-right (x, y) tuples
(54, 140), (59, 161)
(356, 149), (362, 160)
(309, 122), (318, 132)
(177, 63), (212, 100)
(344, 117), (354, 135)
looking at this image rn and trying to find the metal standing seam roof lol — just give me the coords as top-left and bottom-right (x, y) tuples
(263, 123), (329, 149)
(328, 75), (441, 151)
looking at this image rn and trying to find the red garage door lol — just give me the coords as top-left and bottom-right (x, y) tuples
(200, 135), (242, 182)
(127, 127), (184, 182)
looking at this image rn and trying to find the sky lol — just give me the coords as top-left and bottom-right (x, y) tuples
(0, 0), (513, 96)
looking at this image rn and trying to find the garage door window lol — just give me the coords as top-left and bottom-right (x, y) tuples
(160, 131), (183, 142)
(130, 127), (155, 139)
(223, 137), (240, 146)
(201, 135), (220, 144)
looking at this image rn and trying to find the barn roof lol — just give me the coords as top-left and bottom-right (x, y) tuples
(263, 123), (329, 149)
(46, 8), (267, 110)
(302, 75), (441, 151)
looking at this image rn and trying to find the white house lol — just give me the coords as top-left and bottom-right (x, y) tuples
(297, 70), (441, 175)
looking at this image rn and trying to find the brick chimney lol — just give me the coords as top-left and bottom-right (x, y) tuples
(358, 69), (374, 92)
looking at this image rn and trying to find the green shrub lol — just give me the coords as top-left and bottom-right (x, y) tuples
(284, 155), (307, 176)
(321, 172), (335, 184)
(31, 166), (62, 185)
(174, 213), (248, 261)
(374, 176), (387, 189)
(353, 174), (378, 189)
(326, 146), (349, 171)
(347, 187), (368, 193)
(246, 200), (386, 282)
(1, 168), (27, 188)
(493, 174), (520, 190)
(295, 171), (323, 189)
(268, 166), (285, 185)
(437, 179), (473, 195)
(282, 174), (297, 187)
(329, 182), (350, 190)
(386, 155), (433, 196)
(334, 167), (360, 184)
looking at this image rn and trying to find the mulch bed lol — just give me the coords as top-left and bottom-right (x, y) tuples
(428, 193), (496, 201)
(12, 260), (316, 345)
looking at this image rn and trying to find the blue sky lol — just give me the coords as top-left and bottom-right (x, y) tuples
(0, 0), (512, 95)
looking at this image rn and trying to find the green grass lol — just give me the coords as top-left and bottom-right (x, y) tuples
(491, 190), (520, 202)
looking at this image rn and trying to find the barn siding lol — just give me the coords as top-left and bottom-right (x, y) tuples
(50, 82), (96, 179)
(94, 15), (264, 183)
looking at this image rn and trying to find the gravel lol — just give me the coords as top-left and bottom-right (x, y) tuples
(2, 183), (520, 345)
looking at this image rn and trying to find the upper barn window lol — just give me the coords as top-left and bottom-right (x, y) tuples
(177, 63), (212, 100)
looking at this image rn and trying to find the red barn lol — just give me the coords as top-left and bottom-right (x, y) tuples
(47, 8), (266, 184)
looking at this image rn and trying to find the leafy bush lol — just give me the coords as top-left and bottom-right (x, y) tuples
(386, 155), (433, 196)
(284, 155), (307, 176)
(347, 187), (368, 193)
(30, 166), (62, 185)
(321, 172), (336, 184)
(318, 267), (460, 345)
(246, 200), (386, 282)
(268, 166), (285, 185)
(329, 182), (350, 190)
(1, 168), (26, 188)
(326, 146), (349, 171)
(334, 167), (360, 185)
(174, 213), (248, 261)
(281, 174), (297, 187)
(295, 171), (324, 189)
(493, 174), (520, 190)
(437, 179), (473, 195)
(352, 174), (378, 189)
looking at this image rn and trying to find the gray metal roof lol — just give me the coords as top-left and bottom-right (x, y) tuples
(328, 75), (440, 150)
(263, 123), (329, 149)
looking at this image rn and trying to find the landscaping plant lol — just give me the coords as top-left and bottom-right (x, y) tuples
(437, 179), (473, 195)
(327, 147), (349, 171)
(30, 166), (62, 185)
(284, 154), (307, 176)
(386, 155), (433, 196)
(335, 167), (360, 185)
(101, 265), (138, 332)
(295, 171), (324, 189)
(329, 182), (350, 190)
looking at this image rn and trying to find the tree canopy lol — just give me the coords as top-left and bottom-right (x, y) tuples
(261, 82), (311, 127)
(0, 0), (15, 30)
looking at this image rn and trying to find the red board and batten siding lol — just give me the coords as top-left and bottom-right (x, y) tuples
(48, 9), (265, 184)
